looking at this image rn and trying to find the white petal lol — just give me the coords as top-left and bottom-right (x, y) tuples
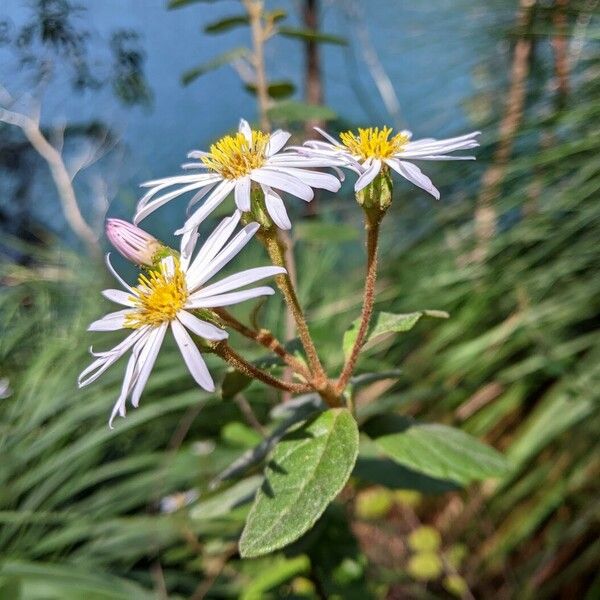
(180, 227), (199, 269)
(266, 130), (291, 156)
(108, 351), (137, 428)
(239, 118), (253, 145)
(186, 183), (217, 214)
(176, 180), (235, 234)
(269, 166), (341, 192)
(314, 126), (340, 145)
(187, 286), (275, 309)
(177, 310), (228, 340)
(102, 289), (135, 307)
(185, 211), (241, 285)
(105, 253), (133, 293)
(234, 176), (251, 211)
(88, 309), (131, 331)
(354, 159), (382, 192)
(134, 178), (219, 224)
(250, 168), (313, 201)
(171, 320), (215, 392)
(189, 223), (260, 288)
(262, 185), (291, 229)
(131, 322), (168, 408)
(190, 266), (286, 299)
(387, 159), (440, 199)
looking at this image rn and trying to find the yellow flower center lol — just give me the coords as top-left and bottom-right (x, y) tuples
(339, 127), (410, 161)
(124, 259), (188, 329)
(201, 130), (270, 179)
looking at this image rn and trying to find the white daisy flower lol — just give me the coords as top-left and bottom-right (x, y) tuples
(79, 212), (285, 427)
(302, 126), (480, 199)
(133, 118), (343, 233)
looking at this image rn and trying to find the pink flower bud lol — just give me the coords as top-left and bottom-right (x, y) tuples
(105, 219), (163, 266)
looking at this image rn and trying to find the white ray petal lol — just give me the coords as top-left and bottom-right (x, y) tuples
(190, 266), (286, 299)
(239, 118), (253, 145)
(105, 253), (134, 293)
(102, 289), (136, 307)
(189, 223), (260, 288)
(269, 166), (341, 192)
(250, 168), (313, 201)
(266, 130), (291, 156)
(234, 176), (251, 211)
(186, 183), (218, 214)
(108, 350), (138, 428)
(187, 286), (275, 309)
(354, 158), (382, 192)
(131, 322), (168, 408)
(171, 319), (215, 391)
(314, 126), (340, 145)
(88, 309), (132, 331)
(263, 185), (292, 229)
(176, 180), (235, 234)
(177, 310), (228, 340)
(387, 159), (440, 199)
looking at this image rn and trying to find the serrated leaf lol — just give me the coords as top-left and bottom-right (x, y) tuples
(295, 221), (360, 243)
(364, 415), (511, 486)
(245, 80), (296, 100)
(343, 310), (449, 358)
(204, 14), (249, 34)
(278, 26), (348, 46)
(181, 47), (248, 85)
(267, 100), (336, 123)
(239, 408), (359, 557)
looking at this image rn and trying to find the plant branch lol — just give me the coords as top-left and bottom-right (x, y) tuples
(0, 102), (100, 257)
(336, 213), (380, 393)
(212, 341), (311, 394)
(243, 0), (271, 131)
(213, 307), (311, 379)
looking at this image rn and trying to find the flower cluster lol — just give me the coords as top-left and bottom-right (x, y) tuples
(81, 118), (479, 426)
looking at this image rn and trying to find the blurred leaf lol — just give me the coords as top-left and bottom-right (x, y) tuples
(204, 14), (249, 34)
(239, 409), (358, 557)
(364, 415), (511, 485)
(343, 310), (449, 358)
(295, 221), (360, 243)
(221, 421), (262, 449)
(181, 47), (248, 85)
(191, 476), (262, 520)
(245, 80), (296, 99)
(241, 554), (310, 600)
(278, 26), (348, 46)
(221, 367), (252, 399)
(267, 100), (336, 123)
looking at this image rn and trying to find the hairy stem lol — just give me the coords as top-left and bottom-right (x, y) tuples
(213, 307), (311, 379)
(336, 213), (380, 393)
(213, 341), (311, 394)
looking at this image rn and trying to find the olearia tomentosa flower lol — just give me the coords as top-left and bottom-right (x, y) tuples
(133, 118), (344, 233)
(301, 126), (480, 199)
(79, 212), (285, 427)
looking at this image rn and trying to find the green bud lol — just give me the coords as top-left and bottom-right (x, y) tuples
(240, 185), (274, 230)
(355, 167), (393, 215)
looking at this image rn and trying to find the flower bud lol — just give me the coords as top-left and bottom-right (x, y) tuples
(356, 168), (393, 214)
(105, 219), (164, 267)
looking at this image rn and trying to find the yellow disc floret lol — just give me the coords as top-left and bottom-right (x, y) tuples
(201, 130), (270, 179)
(125, 259), (188, 329)
(339, 127), (410, 161)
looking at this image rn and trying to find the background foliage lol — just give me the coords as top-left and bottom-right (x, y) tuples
(1, 0), (598, 598)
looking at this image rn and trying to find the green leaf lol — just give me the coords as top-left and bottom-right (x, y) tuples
(191, 476), (262, 520)
(343, 310), (449, 358)
(278, 26), (348, 46)
(221, 421), (263, 449)
(181, 47), (248, 85)
(295, 221), (360, 243)
(241, 555), (310, 600)
(239, 408), (359, 557)
(267, 100), (336, 123)
(245, 80), (296, 100)
(364, 415), (511, 486)
(204, 14), (249, 34)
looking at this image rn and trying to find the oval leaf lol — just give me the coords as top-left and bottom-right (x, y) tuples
(267, 100), (336, 123)
(239, 408), (359, 557)
(364, 415), (511, 486)
(204, 14), (249, 34)
(181, 47), (248, 85)
(278, 26), (348, 46)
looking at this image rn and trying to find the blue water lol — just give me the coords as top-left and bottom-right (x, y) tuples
(1, 0), (491, 241)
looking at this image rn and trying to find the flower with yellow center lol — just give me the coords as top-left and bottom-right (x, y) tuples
(302, 125), (481, 198)
(134, 118), (342, 232)
(79, 212), (285, 427)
